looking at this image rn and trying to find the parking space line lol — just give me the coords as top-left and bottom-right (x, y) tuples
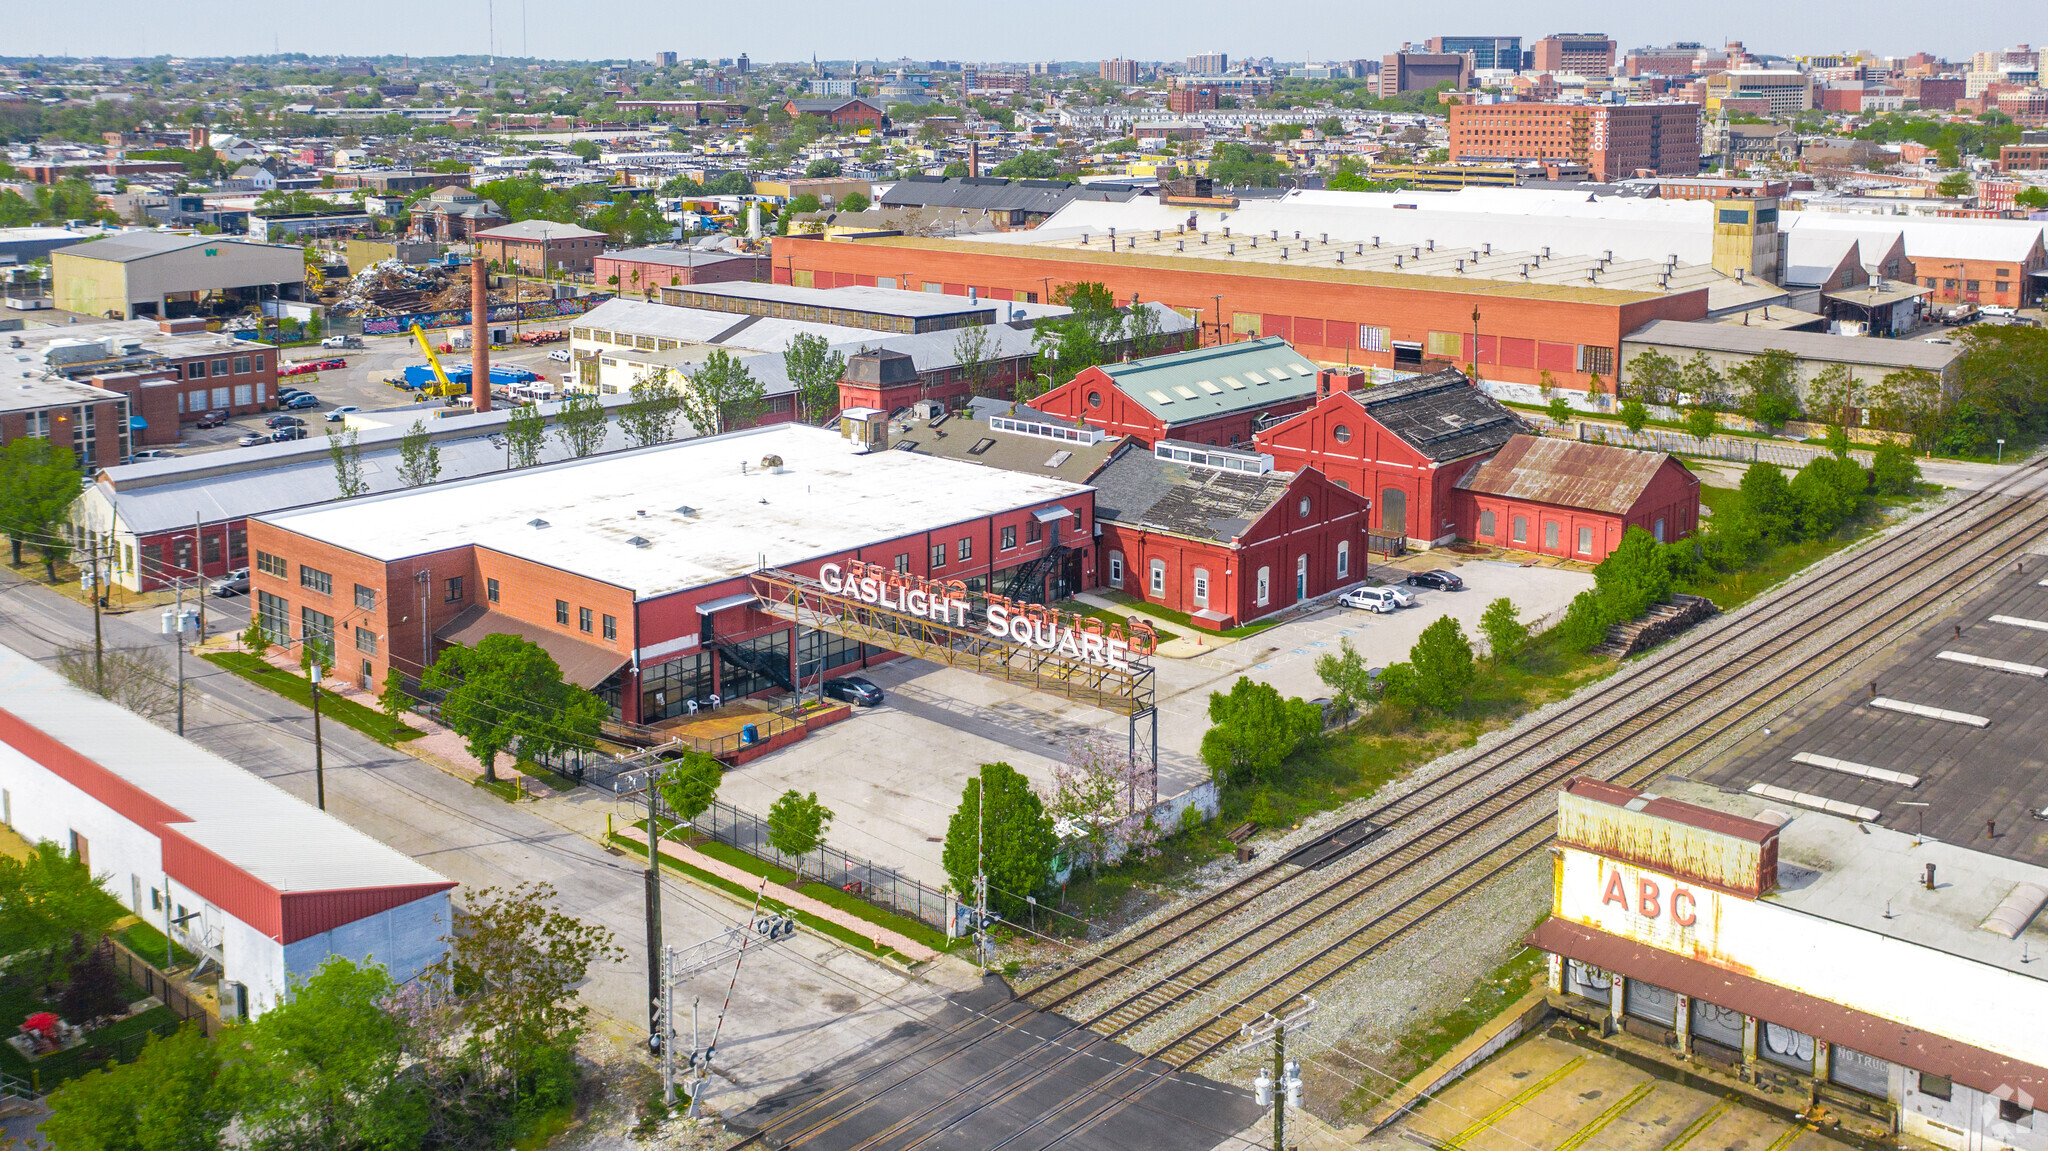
(1444, 1055), (1587, 1150)
(1761, 1120), (1811, 1151)
(1656, 1096), (1736, 1151)
(1552, 1081), (1655, 1151)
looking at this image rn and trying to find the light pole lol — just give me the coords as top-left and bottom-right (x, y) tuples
(1469, 305), (1481, 381)
(1998, 438), (2006, 464)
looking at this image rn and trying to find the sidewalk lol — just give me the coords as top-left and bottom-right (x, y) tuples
(611, 825), (939, 963)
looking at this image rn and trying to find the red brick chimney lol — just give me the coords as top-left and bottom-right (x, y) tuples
(471, 255), (491, 414)
(969, 140), (980, 178)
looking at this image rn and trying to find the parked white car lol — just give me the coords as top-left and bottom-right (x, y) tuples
(547, 349), (571, 362)
(1340, 586), (1415, 613)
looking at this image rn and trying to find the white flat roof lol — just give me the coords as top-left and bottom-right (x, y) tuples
(0, 646), (449, 896)
(259, 423), (1091, 600)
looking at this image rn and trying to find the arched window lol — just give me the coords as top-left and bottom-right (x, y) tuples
(1337, 540), (1351, 578)
(1480, 509), (1496, 538)
(1256, 566), (1270, 606)
(1298, 497), (1312, 518)
(1295, 554), (1308, 601)
(1107, 550), (1125, 588)
(1192, 567), (1210, 607)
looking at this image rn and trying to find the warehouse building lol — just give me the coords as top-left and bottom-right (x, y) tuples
(1030, 338), (1334, 449)
(9, 316), (282, 434)
(0, 646), (455, 1019)
(1535, 778), (2047, 1151)
(246, 424), (1093, 721)
(51, 233), (307, 320)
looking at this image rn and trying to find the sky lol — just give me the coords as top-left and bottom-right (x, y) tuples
(7, 0), (2042, 66)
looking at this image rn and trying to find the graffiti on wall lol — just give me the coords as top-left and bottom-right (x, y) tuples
(361, 294), (613, 337)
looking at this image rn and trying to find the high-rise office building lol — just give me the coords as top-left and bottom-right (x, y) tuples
(1186, 52), (1229, 75)
(1423, 37), (1522, 71)
(1530, 33), (1617, 77)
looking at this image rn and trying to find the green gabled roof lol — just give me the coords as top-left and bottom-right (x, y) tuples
(1098, 336), (1321, 425)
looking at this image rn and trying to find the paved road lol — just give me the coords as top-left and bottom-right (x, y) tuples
(0, 568), (959, 1125)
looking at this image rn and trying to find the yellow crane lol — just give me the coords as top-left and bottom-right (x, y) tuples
(408, 322), (464, 397)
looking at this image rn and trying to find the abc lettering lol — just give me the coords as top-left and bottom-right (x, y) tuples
(1600, 870), (1698, 925)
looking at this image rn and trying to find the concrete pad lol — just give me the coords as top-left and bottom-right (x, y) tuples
(1482, 1053), (1652, 1151)
(1406, 1035), (1585, 1146)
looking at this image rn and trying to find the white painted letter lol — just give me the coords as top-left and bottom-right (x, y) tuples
(820, 564), (842, 593)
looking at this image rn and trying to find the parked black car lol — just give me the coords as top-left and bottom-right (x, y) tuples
(822, 676), (884, 706)
(270, 426), (308, 442)
(193, 410), (229, 428)
(1403, 569), (1465, 591)
(265, 414), (306, 429)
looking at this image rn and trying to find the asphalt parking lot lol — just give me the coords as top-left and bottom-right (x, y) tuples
(719, 559), (1595, 889)
(166, 331), (566, 458)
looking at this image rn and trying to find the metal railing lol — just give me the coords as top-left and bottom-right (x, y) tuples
(628, 783), (953, 933)
(106, 937), (219, 1038)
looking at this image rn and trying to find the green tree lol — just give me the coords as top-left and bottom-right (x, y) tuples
(0, 839), (122, 983)
(1479, 597), (1527, 665)
(503, 401), (545, 468)
(421, 633), (606, 782)
(804, 157), (842, 177)
(658, 751), (723, 824)
(1683, 406), (1719, 441)
(1546, 393), (1573, 425)
(231, 958), (428, 1151)
(553, 389), (608, 458)
(1619, 399), (1649, 433)
(991, 149), (1060, 179)
(43, 1025), (234, 1151)
(679, 348), (766, 434)
(1680, 351), (1725, 405)
(1554, 590), (1614, 654)
(1624, 348), (1681, 404)
(1595, 525), (1675, 620)
(766, 789), (834, 873)
(2018, 186), (2048, 210)
(1739, 461), (1798, 542)
(785, 192), (822, 214)
(420, 882), (620, 1128)
(570, 139), (601, 163)
(1409, 616), (1476, 711)
(782, 332), (848, 425)
(1872, 440), (1921, 494)
(941, 763), (1057, 917)
(1198, 676), (1322, 787)
(1731, 349), (1802, 427)
(0, 434), (81, 576)
(1789, 454), (1867, 538)
(377, 669), (410, 722)
(839, 190), (871, 213)
(619, 371), (684, 447)
(1935, 171), (1973, 199)
(327, 425), (366, 498)
(1312, 636), (1376, 717)
(395, 419), (440, 487)
(243, 616), (271, 657)
(952, 324), (997, 401)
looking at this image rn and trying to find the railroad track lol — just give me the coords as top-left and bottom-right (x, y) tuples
(1019, 457), (2048, 1031)
(740, 461), (2048, 1149)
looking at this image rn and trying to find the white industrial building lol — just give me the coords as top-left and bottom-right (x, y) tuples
(0, 645), (454, 1018)
(1536, 779), (2047, 1151)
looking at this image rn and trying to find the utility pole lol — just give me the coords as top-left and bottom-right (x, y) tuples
(193, 513), (206, 644)
(1241, 998), (1315, 1151)
(645, 770), (663, 1047)
(163, 583), (193, 737)
(309, 662), (326, 810)
(89, 539), (105, 695)
(975, 773), (989, 972)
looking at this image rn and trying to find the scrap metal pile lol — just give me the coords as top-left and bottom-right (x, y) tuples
(326, 260), (469, 318)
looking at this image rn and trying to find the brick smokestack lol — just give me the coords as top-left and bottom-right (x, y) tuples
(969, 140), (980, 178)
(470, 253), (490, 413)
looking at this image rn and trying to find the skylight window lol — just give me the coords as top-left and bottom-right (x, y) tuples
(1241, 369), (1267, 383)
(1172, 385), (1198, 399)
(1147, 389), (1174, 404)
(968, 437), (997, 455)
(1046, 450), (1073, 467)
(1222, 377), (1245, 389)
(1196, 380), (1221, 394)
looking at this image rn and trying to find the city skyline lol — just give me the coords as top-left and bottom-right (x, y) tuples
(6, 0), (2042, 67)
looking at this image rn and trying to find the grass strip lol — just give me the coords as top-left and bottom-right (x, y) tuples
(611, 832), (920, 965)
(1094, 589), (1282, 638)
(201, 651), (422, 745)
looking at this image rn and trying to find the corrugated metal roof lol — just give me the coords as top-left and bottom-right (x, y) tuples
(57, 233), (299, 263)
(1454, 434), (1681, 516)
(1094, 336), (1321, 425)
(877, 176), (1139, 214)
(0, 648), (454, 939)
(1626, 318), (1965, 372)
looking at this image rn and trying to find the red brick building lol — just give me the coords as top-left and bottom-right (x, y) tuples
(1530, 33), (1617, 77)
(1448, 102), (1702, 181)
(783, 97), (886, 129)
(769, 236), (1706, 399)
(1452, 434), (1699, 561)
(475, 220), (608, 276)
(0, 378), (133, 472)
(1091, 441), (1371, 629)
(1031, 337), (1326, 449)
(2001, 144), (2048, 172)
(245, 424), (1093, 714)
(1254, 367), (1524, 546)
(1168, 86), (1220, 114)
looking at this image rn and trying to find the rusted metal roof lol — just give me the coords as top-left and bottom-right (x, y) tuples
(1455, 434), (1683, 516)
(1560, 778), (1780, 898)
(1532, 917), (2048, 1100)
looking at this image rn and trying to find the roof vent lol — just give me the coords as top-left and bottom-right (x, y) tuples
(527, 518), (549, 529)
(675, 505), (696, 516)
(627, 535), (651, 548)
(1425, 238), (1435, 251)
